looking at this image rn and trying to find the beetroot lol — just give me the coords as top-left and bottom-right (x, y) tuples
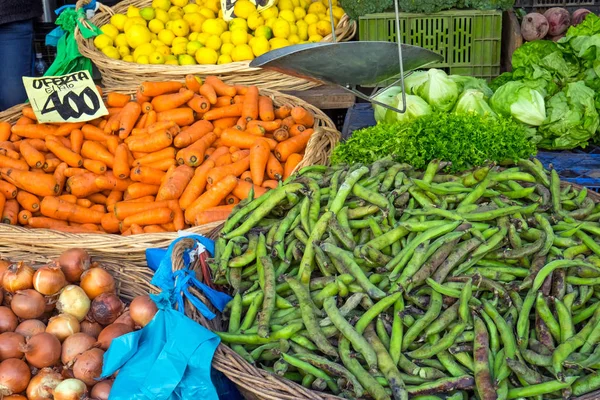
(521, 13), (549, 41)
(572, 9), (592, 26)
(544, 8), (571, 36)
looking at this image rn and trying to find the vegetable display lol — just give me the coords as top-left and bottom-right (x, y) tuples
(213, 157), (600, 399)
(0, 76), (318, 234)
(0, 249), (157, 399)
(341, 0), (513, 18)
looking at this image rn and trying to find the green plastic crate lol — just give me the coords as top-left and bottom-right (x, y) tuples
(358, 10), (502, 85)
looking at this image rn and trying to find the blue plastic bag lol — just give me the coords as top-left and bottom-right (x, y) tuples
(100, 236), (232, 400)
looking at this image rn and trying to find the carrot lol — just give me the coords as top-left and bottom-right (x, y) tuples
(106, 144), (128, 180)
(83, 159), (107, 175)
(20, 140), (45, 168)
(0, 168), (59, 197)
(284, 153), (303, 179)
(122, 207), (174, 228)
(106, 190), (123, 207)
(81, 141), (115, 167)
(157, 108), (195, 126)
(68, 129), (84, 154)
(16, 191), (40, 212)
(203, 103), (243, 121)
(225, 194), (240, 205)
(282, 116), (295, 131)
(258, 96), (275, 121)
(156, 165), (194, 201)
(28, 216), (69, 229)
(101, 213), (121, 233)
(53, 225), (107, 234)
(177, 132), (217, 167)
(185, 75), (202, 94)
(242, 86), (259, 122)
(0, 180), (16, 199)
(194, 205), (235, 225)
(232, 179), (268, 200)
(127, 130), (173, 153)
(246, 125), (266, 136)
(15, 116), (34, 126)
(106, 93), (131, 108)
(121, 227), (133, 236)
(55, 122), (85, 137)
(266, 153), (284, 180)
(144, 225), (168, 233)
(205, 76), (237, 97)
(125, 182), (159, 200)
(147, 120), (178, 135)
(81, 124), (110, 141)
(160, 223), (176, 232)
(178, 160), (214, 210)
(105, 137), (119, 156)
(220, 129), (277, 150)
(173, 120), (213, 148)
(46, 135), (83, 167)
(212, 117), (239, 130)
(0, 122), (11, 141)
(199, 84), (218, 105)
(118, 102), (142, 139)
(235, 85), (248, 95)
(135, 113), (148, 129)
(240, 170), (253, 183)
(96, 172), (132, 191)
(88, 193), (108, 205)
(0, 147), (19, 160)
(233, 95), (245, 104)
(40, 196), (105, 224)
(187, 95), (211, 114)
(140, 81), (183, 97)
(104, 111), (122, 134)
(141, 102), (153, 114)
(66, 173), (102, 197)
(10, 124), (57, 139)
(215, 152), (232, 167)
(170, 202), (185, 230)
(273, 128), (289, 142)
(130, 165), (166, 186)
(151, 89), (195, 113)
(53, 162), (68, 193)
(42, 158), (61, 173)
(18, 209), (32, 225)
(22, 106), (37, 121)
(136, 88), (151, 104)
(76, 199), (92, 208)
(107, 107), (123, 117)
(262, 180), (279, 189)
(146, 158), (177, 171)
(145, 110), (157, 128)
(215, 96), (233, 108)
(274, 129), (314, 162)
(275, 105), (292, 120)
(59, 194), (77, 203)
(291, 106), (315, 126)
(64, 168), (87, 177)
(206, 156), (250, 184)
(249, 138), (270, 186)
(0, 192), (5, 217)
(114, 199), (171, 219)
(184, 175), (237, 224)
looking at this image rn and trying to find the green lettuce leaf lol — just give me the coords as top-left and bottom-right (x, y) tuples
(449, 75), (494, 98)
(490, 81), (546, 126)
(416, 69), (459, 112)
(373, 86), (405, 123)
(453, 89), (496, 117)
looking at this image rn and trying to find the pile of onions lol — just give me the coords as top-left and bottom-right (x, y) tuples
(57, 285), (90, 322)
(61, 333), (96, 366)
(53, 378), (88, 400)
(0, 307), (18, 333)
(59, 249), (90, 283)
(26, 368), (62, 400)
(80, 268), (115, 300)
(73, 348), (104, 385)
(22, 332), (62, 368)
(0, 358), (31, 395)
(80, 320), (103, 339)
(0, 332), (25, 360)
(130, 295), (158, 327)
(2, 263), (34, 293)
(33, 264), (66, 295)
(15, 319), (46, 337)
(91, 292), (124, 325)
(91, 379), (113, 400)
(97, 323), (133, 350)
(10, 289), (45, 319)
(46, 314), (80, 342)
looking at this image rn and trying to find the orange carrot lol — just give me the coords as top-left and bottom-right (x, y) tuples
(82, 124), (110, 141)
(206, 156), (250, 184)
(262, 180), (279, 189)
(109, 144), (129, 180)
(266, 153), (284, 181)
(232, 180), (268, 199)
(246, 125), (266, 136)
(178, 160), (214, 210)
(258, 96), (275, 121)
(66, 173), (102, 197)
(291, 107), (315, 127)
(101, 213), (121, 233)
(151, 89), (195, 113)
(240, 170), (253, 183)
(105, 136), (119, 155)
(185, 75), (202, 93)
(225, 194), (240, 205)
(42, 158), (61, 173)
(215, 153), (232, 167)
(170, 201), (185, 230)
(64, 168), (87, 177)
(141, 102), (153, 114)
(176, 132), (217, 166)
(22, 106), (37, 121)
(127, 130), (173, 153)
(16, 191), (40, 212)
(212, 117), (239, 130)
(0, 122), (11, 141)
(275, 105), (292, 120)
(236, 116), (247, 132)
(122, 207), (174, 227)
(187, 95), (211, 115)
(199, 84), (218, 105)
(206, 146), (230, 163)
(15, 116), (34, 126)
(205, 76), (237, 97)
(55, 122), (85, 137)
(289, 124), (307, 137)
(147, 120), (179, 135)
(205, 147), (216, 157)
(220, 129), (277, 150)
(247, 120), (282, 132)
(54, 162), (68, 193)
(125, 182), (159, 199)
(146, 158), (177, 171)
(173, 120), (213, 148)
(273, 128), (289, 142)
(194, 205), (235, 225)
(81, 141), (115, 167)
(46, 135), (83, 167)
(140, 81), (183, 97)
(282, 116), (295, 131)
(113, 200), (171, 220)
(249, 138), (270, 186)
(106, 190), (123, 207)
(184, 175), (237, 223)
(88, 193), (108, 205)
(0, 168), (59, 197)
(233, 95), (244, 105)
(118, 102), (142, 139)
(145, 110), (157, 128)
(40, 196), (105, 224)
(136, 88), (151, 104)
(242, 86), (259, 122)
(0, 180), (16, 199)
(203, 103), (243, 121)
(28, 216), (69, 229)
(235, 85), (248, 95)
(96, 172), (132, 191)
(0, 192), (5, 217)
(130, 165), (166, 186)
(157, 108), (195, 126)
(107, 107), (123, 117)
(135, 113), (148, 129)
(83, 159), (107, 174)
(58, 194), (77, 203)
(77, 198), (92, 208)
(104, 111), (122, 134)
(20, 140), (45, 168)
(274, 129), (314, 162)
(284, 153), (303, 179)
(10, 124), (57, 139)
(106, 93), (131, 108)
(215, 96), (233, 107)
(18, 209), (32, 225)
(69, 129), (84, 154)
(156, 165), (194, 201)
(143, 225), (168, 233)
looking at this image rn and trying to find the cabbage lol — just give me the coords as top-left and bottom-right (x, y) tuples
(416, 69), (459, 112)
(404, 71), (429, 94)
(394, 94), (432, 123)
(449, 75), (494, 98)
(453, 89), (496, 117)
(373, 86), (404, 123)
(490, 81), (547, 126)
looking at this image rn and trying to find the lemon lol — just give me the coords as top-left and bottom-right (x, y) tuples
(308, 34), (323, 42)
(308, 2), (326, 14)
(188, 32), (199, 41)
(217, 18), (228, 30)
(158, 29), (176, 45)
(230, 29), (248, 45)
(127, 5), (140, 17)
(148, 51), (165, 64)
(217, 54), (232, 64)
(205, 35), (222, 50)
(231, 44), (254, 61)
(202, 19), (224, 36)
(102, 25), (121, 42)
(94, 34), (113, 50)
(151, 32), (158, 40)
(184, 13), (206, 32)
(126, 25), (152, 48)
(291, 0), (300, 6)
(148, 19), (165, 33)
(172, 41), (188, 55)
(229, 18), (248, 32)
(156, 44), (172, 55)
(195, 47), (218, 64)
(170, 19), (189, 36)
(288, 34), (300, 44)
(233, 0), (256, 19)
(247, 12), (264, 31)
(165, 54), (177, 61)
(173, 36), (188, 45)
(265, 17), (277, 29)
(102, 45), (120, 59)
(170, 0), (188, 7)
(299, 0), (310, 9)
(254, 25), (273, 40)
(118, 45), (131, 57)
(269, 37), (290, 50)
(221, 42), (234, 55)
(272, 19), (290, 39)
(169, 11), (183, 20)
(110, 14), (128, 31)
(199, 8), (216, 19)
(140, 7), (156, 21)
(122, 55), (134, 62)
(165, 59), (179, 65)
(220, 31), (232, 44)
(331, 6), (345, 20)
(204, 0), (219, 13)
(307, 23), (318, 37)
(316, 20), (332, 36)
(165, 20), (174, 30)
(218, 10), (224, 18)
(247, 33), (254, 43)
(155, 8), (170, 23)
(297, 24), (308, 40)
(251, 36), (270, 57)
(133, 43), (155, 60)
(178, 54), (196, 65)
(304, 13), (318, 24)
(293, 7), (306, 20)
(183, 3), (199, 13)
(197, 32), (211, 44)
(289, 24), (298, 35)
(261, 7), (278, 19)
(152, 0), (171, 11)
(114, 33), (128, 47)
(278, 0), (294, 11)
(279, 10), (295, 23)
(184, 40), (202, 56)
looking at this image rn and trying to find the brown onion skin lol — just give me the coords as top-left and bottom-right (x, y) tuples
(0, 358), (31, 395)
(114, 310), (136, 330)
(0, 289), (3, 305)
(10, 289), (46, 319)
(26, 367), (63, 400)
(46, 314), (81, 342)
(2, 263), (34, 293)
(3, 395), (27, 400)
(53, 378), (88, 400)
(0, 332), (25, 361)
(80, 268), (115, 301)
(0, 307), (18, 333)
(33, 264), (66, 296)
(90, 379), (113, 400)
(59, 249), (91, 283)
(15, 319), (46, 338)
(23, 332), (62, 368)
(97, 323), (132, 350)
(91, 292), (124, 326)
(130, 295), (158, 328)
(80, 320), (103, 339)
(61, 333), (96, 366)
(0, 260), (10, 282)
(73, 348), (104, 386)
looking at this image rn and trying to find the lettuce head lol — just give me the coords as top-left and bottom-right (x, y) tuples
(453, 89), (496, 117)
(490, 81), (546, 126)
(416, 69), (459, 112)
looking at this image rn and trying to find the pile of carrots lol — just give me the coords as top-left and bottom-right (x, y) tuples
(0, 76), (318, 235)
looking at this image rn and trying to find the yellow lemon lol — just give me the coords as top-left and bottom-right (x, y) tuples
(265, 17), (277, 29)
(165, 20), (174, 30)
(127, 5), (140, 17)
(184, 13), (206, 32)
(139, 7), (156, 21)
(218, 9), (224, 18)
(202, 19), (224, 36)
(158, 29), (175, 45)
(137, 55), (150, 64)
(254, 25), (273, 40)
(93, 34), (113, 50)
(197, 32), (211, 44)
(117, 45), (130, 57)
(110, 14), (128, 31)
(178, 54), (196, 64)
(155, 8), (170, 23)
(114, 33), (128, 47)
(148, 51), (165, 64)
(269, 37), (289, 50)
(231, 44), (254, 61)
(156, 44), (172, 55)
(261, 7), (278, 19)
(278, 0), (294, 11)
(247, 33), (254, 43)
(204, 0), (219, 13)
(229, 18), (248, 32)
(304, 13), (318, 25)
(205, 35), (222, 50)
(148, 19), (165, 33)
(279, 10), (295, 23)
(308, 34), (323, 42)
(172, 42), (187, 55)
(231, 29), (248, 45)
(308, 2), (326, 14)
(183, 3), (199, 13)
(233, 0), (256, 19)
(307, 23), (318, 37)
(102, 45), (120, 59)
(296, 19), (308, 28)
(247, 12), (264, 31)
(293, 7), (306, 20)
(297, 24), (308, 40)
(331, 6), (344, 20)
(165, 59), (179, 65)
(217, 18), (228, 30)
(170, 0), (188, 7)
(122, 55), (134, 62)
(126, 24), (152, 48)
(251, 36), (270, 57)
(152, 0), (171, 11)
(173, 36), (188, 45)
(171, 19), (190, 36)
(166, 54), (177, 61)
(195, 47), (218, 64)
(217, 54), (232, 64)
(272, 19), (290, 39)
(299, 0), (310, 9)
(101, 24), (120, 40)
(316, 20), (332, 36)
(133, 42), (155, 59)
(289, 24), (298, 35)
(221, 42), (235, 55)
(169, 11), (183, 20)
(186, 40), (203, 55)
(326, 0), (339, 6)
(123, 17), (146, 33)
(199, 7), (216, 19)
(288, 34), (300, 44)
(151, 33), (158, 40)
(220, 31), (232, 44)
(188, 31), (199, 41)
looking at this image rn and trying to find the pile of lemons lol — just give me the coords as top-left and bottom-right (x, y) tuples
(93, 0), (345, 65)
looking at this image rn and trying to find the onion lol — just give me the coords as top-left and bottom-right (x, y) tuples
(22, 332), (62, 368)
(46, 314), (80, 342)
(0, 260), (10, 281)
(0, 307), (17, 333)
(53, 378), (88, 400)
(61, 333), (96, 366)
(114, 310), (135, 329)
(26, 367), (62, 400)
(90, 379), (113, 400)
(90, 292), (124, 325)
(59, 249), (91, 283)
(3, 395), (27, 400)
(2, 263), (34, 293)
(33, 264), (66, 296)
(0, 332), (25, 360)
(0, 290), (3, 305)
(73, 348), (104, 386)
(80, 268), (115, 300)
(97, 323), (132, 350)
(45, 294), (57, 313)
(10, 289), (45, 319)
(0, 358), (31, 395)
(57, 285), (90, 322)
(130, 295), (158, 328)
(80, 321), (103, 339)
(15, 319), (46, 337)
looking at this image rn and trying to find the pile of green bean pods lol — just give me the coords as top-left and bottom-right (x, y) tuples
(211, 157), (600, 400)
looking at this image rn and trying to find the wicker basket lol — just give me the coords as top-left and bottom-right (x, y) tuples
(74, 0), (356, 93)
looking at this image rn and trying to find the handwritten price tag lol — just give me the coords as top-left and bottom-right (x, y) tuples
(23, 71), (108, 124)
(221, 0), (275, 21)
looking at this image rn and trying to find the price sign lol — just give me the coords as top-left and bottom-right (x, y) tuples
(23, 71), (108, 124)
(221, 0), (275, 21)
